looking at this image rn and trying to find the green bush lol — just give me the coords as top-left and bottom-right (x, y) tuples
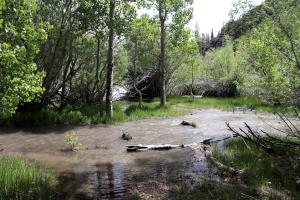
(60, 110), (89, 125)
(64, 131), (85, 151)
(0, 156), (57, 200)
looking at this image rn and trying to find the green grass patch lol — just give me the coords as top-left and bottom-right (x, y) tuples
(211, 139), (300, 199)
(0, 101), (186, 126)
(1, 96), (295, 127)
(164, 96), (296, 114)
(125, 103), (186, 121)
(0, 156), (57, 200)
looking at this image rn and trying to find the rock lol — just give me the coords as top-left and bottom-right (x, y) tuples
(180, 121), (197, 128)
(121, 129), (132, 141)
(181, 121), (191, 126)
(122, 133), (132, 141)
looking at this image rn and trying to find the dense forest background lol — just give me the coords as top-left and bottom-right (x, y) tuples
(0, 0), (299, 120)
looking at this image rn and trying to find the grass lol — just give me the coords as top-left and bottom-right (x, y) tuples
(0, 101), (186, 126)
(1, 96), (296, 127)
(0, 156), (57, 200)
(169, 180), (250, 200)
(211, 139), (300, 199)
(164, 96), (298, 114)
(125, 103), (186, 121)
(190, 122), (197, 128)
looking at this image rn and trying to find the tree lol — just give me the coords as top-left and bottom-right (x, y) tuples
(239, 0), (300, 104)
(77, 0), (109, 105)
(105, 0), (116, 118)
(0, 0), (47, 118)
(105, 0), (136, 118)
(143, 0), (193, 106)
(125, 16), (159, 107)
(36, 0), (85, 108)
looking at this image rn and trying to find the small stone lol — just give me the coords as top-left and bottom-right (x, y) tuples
(121, 131), (133, 141)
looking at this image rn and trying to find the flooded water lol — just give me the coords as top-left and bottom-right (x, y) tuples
(0, 109), (285, 199)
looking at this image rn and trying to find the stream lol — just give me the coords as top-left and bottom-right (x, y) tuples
(0, 109), (284, 199)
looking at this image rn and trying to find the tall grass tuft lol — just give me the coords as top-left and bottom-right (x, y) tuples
(0, 156), (57, 200)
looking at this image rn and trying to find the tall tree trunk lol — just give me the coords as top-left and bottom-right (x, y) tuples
(106, 0), (115, 118)
(159, 1), (167, 106)
(191, 64), (194, 100)
(133, 40), (143, 108)
(95, 36), (101, 91)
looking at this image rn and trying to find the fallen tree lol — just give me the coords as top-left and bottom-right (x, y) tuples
(126, 144), (184, 152)
(126, 136), (232, 152)
(225, 113), (300, 155)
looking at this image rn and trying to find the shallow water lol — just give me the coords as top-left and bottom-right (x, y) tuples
(0, 109), (285, 199)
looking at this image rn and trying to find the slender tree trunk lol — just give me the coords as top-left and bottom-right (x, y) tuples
(159, 1), (167, 106)
(95, 36), (101, 90)
(106, 0), (115, 118)
(191, 64), (195, 100)
(95, 35), (103, 104)
(133, 40), (143, 108)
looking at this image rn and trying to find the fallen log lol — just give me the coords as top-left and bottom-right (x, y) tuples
(126, 144), (184, 152)
(126, 136), (231, 152)
(201, 137), (215, 145)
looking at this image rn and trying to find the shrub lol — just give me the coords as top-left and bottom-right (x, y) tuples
(60, 111), (89, 125)
(64, 131), (84, 152)
(173, 79), (238, 97)
(0, 156), (57, 200)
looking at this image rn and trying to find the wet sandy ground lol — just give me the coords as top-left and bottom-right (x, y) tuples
(0, 109), (287, 199)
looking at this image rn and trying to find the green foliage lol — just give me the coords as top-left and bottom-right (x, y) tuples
(125, 16), (159, 73)
(237, 0), (300, 105)
(202, 37), (241, 83)
(171, 36), (242, 97)
(64, 131), (84, 152)
(168, 36), (200, 91)
(212, 139), (300, 199)
(0, 156), (56, 200)
(239, 23), (299, 104)
(1, 96), (296, 127)
(0, 109), (90, 126)
(0, 0), (47, 118)
(0, 101), (186, 126)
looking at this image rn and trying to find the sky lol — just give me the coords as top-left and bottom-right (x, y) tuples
(191, 0), (264, 34)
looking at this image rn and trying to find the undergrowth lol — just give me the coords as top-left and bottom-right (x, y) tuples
(211, 139), (300, 199)
(0, 96), (296, 127)
(0, 156), (57, 200)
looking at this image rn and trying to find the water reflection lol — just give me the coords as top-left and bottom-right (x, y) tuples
(89, 163), (129, 200)
(57, 148), (219, 199)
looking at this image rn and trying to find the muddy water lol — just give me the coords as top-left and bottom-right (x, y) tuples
(0, 109), (284, 199)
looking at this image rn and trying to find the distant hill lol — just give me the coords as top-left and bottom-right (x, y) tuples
(198, 4), (266, 55)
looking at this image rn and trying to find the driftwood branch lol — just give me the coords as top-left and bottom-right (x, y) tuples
(126, 136), (233, 152)
(226, 114), (300, 156)
(126, 144), (184, 152)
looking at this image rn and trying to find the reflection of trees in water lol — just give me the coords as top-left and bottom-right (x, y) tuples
(90, 163), (128, 200)
(84, 150), (217, 199)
